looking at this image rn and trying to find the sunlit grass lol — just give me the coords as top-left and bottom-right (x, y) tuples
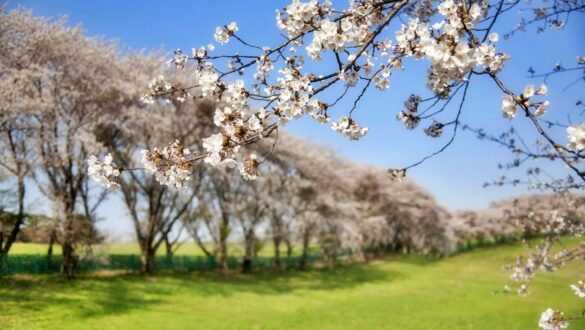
(1, 240), (583, 329)
(8, 242), (318, 257)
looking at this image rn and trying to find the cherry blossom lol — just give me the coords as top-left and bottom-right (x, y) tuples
(141, 140), (193, 189)
(214, 22), (238, 45)
(87, 154), (120, 188)
(539, 308), (569, 330)
(567, 124), (585, 151)
(501, 95), (518, 119)
(331, 117), (368, 140)
(570, 281), (585, 298)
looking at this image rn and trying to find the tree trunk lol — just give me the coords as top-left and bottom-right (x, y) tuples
(242, 229), (254, 274)
(47, 229), (57, 257)
(60, 208), (76, 278)
(164, 235), (173, 257)
(218, 237), (228, 275)
(218, 214), (230, 275)
(300, 230), (310, 271)
(330, 250), (338, 268)
(272, 235), (281, 269)
(1, 175), (26, 254)
(360, 242), (369, 262)
(286, 239), (293, 258)
(0, 251), (6, 275)
(140, 246), (156, 275)
(191, 229), (213, 257)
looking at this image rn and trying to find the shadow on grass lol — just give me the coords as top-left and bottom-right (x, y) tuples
(0, 273), (166, 320)
(381, 254), (443, 266)
(0, 262), (401, 320)
(182, 262), (402, 297)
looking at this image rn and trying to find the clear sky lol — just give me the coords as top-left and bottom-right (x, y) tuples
(6, 0), (585, 237)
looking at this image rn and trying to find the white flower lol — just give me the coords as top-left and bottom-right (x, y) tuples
(489, 32), (499, 42)
(570, 281), (585, 298)
(311, 114), (330, 123)
(339, 70), (360, 87)
(202, 133), (237, 167)
(203, 133), (225, 160)
(214, 22), (238, 45)
(141, 141), (193, 189)
(537, 84), (548, 96)
(469, 3), (483, 21)
(195, 62), (219, 97)
(539, 308), (569, 330)
(373, 76), (390, 90)
(247, 110), (265, 132)
(535, 101), (549, 117)
(331, 117), (368, 140)
(192, 47), (207, 59)
(239, 154), (259, 180)
(501, 95), (518, 119)
(141, 75), (173, 104)
(523, 84), (536, 98)
(276, 0), (322, 38)
(87, 154), (120, 188)
(141, 149), (158, 173)
(567, 123), (585, 151)
(167, 49), (188, 69)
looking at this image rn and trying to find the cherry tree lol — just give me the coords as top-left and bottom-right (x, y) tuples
(93, 65), (214, 274)
(0, 8), (147, 277)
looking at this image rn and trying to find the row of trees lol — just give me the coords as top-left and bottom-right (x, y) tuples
(1, 8), (583, 285)
(0, 8), (452, 276)
(452, 194), (585, 248)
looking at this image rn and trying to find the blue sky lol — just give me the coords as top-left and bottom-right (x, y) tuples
(7, 1), (585, 236)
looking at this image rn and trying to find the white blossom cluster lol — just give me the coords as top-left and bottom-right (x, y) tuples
(275, 0), (330, 38)
(424, 119), (444, 137)
(331, 116), (368, 140)
(141, 140), (193, 189)
(395, 1), (509, 98)
(141, 76), (172, 104)
(510, 255), (536, 283)
(239, 154), (259, 180)
(167, 49), (189, 70)
(214, 22), (238, 45)
(202, 133), (238, 168)
(98, 0), (568, 191)
(501, 84), (548, 119)
(567, 123), (585, 151)
(196, 62), (220, 97)
(274, 66), (314, 125)
(254, 55), (274, 83)
(539, 308), (569, 330)
(141, 75), (190, 104)
(133, 0), (520, 183)
(87, 154), (120, 188)
(570, 280), (585, 298)
(397, 94), (422, 130)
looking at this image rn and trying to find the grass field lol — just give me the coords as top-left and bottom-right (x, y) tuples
(1, 241), (584, 330)
(7, 242), (317, 257)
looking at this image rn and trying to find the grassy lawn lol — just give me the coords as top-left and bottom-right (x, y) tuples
(1, 241), (584, 329)
(8, 242), (317, 258)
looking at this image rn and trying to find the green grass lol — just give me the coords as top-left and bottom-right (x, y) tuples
(8, 242), (317, 257)
(1, 241), (584, 330)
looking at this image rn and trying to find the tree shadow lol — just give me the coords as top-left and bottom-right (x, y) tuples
(0, 261), (404, 321)
(0, 274), (165, 320)
(164, 262), (402, 297)
(384, 254), (443, 266)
